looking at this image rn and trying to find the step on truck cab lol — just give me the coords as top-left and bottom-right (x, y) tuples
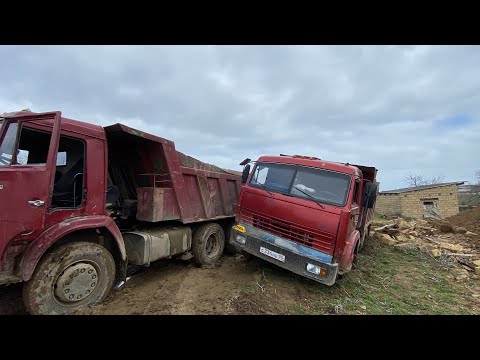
(230, 155), (378, 285)
(0, 110), (241, 314)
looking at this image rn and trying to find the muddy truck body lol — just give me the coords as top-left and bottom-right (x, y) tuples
(230, 155), (378, 285)
(0, 110), (241, 314)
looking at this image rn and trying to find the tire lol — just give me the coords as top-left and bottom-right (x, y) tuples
(357, 230), (366, 253)
(23, 241), (115, 315)
(192, 223), (225, 266)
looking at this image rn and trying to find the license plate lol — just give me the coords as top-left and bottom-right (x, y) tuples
(260, 247), (285, 262)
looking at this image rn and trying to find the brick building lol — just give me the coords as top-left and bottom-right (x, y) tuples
(375, 182), (464, 219)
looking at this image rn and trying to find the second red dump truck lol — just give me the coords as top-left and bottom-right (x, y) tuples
(0, 110), (241, 315)
(230, 155), (378, 285)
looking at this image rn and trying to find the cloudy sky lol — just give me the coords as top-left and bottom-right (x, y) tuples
(1, 45), (478, 190)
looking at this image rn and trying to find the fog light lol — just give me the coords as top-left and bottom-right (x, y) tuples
(236, 234), (246, 244)
(306, 263), (327, 276)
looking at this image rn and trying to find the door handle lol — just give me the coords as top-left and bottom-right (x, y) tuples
(28, 200), (45, 207)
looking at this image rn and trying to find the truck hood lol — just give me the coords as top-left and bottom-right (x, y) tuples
(238, 189), (341, 255)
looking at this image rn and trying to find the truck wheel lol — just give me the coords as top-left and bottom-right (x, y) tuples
(23, 241), (115, 315)
(192, 223), (225, 266)
(357, 230), (366, 253)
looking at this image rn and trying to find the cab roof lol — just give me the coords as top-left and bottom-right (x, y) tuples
(2, 110), (106, 140)
(257, 155), (363, 176)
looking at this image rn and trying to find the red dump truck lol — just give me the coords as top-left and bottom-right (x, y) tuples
(0, 110), (241, 314)
(230, 155), (378, 285)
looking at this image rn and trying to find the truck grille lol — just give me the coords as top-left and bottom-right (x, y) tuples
(239, 209), (334, 254)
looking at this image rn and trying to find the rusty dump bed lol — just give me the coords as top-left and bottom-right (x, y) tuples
(104, 123), (242, 224)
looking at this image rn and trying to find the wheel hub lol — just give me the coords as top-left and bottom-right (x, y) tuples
(54, 263), (98, 303)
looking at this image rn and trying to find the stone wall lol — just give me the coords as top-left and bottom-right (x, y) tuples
(375, 193), (402, 216)
(376, 184), (460, 219)
(400, 185), (460, 219)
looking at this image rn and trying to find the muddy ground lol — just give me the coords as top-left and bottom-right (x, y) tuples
(2, 208), (480, 315)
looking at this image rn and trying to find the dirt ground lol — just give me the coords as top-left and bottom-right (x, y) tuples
(446, 207), (480, 234)
(1, 208), (480, 315)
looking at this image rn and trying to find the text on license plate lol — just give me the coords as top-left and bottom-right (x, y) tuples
(259, 247), (285, 262)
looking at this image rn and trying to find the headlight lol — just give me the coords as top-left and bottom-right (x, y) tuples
(306, 263), (327, 276)
(306, 263), (321, 275)
(235, 234), (246, 244)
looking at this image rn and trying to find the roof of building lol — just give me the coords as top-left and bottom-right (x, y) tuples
(380, 182), (465, 194)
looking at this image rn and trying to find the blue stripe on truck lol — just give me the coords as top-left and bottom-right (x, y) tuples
(240, 223), (333, 264)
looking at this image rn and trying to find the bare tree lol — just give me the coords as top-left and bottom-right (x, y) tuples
(404, 173), (445, 188)
(476, 170), (480, 185)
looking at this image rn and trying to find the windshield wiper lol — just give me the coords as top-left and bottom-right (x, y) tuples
(293, 185), (325, 209)
(256, 182), (274, 197)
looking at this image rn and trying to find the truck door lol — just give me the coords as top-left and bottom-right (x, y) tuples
(0, 112), (61, 258)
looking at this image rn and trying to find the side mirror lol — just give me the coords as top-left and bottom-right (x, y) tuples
(242, 164), (251, 184)
(361, 182), (378, 208)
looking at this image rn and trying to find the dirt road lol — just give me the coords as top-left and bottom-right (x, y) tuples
(0, 255), (265, 315)
(2, 234), (480, 315)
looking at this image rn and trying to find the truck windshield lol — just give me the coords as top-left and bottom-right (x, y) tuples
(249, 162), (351, 207)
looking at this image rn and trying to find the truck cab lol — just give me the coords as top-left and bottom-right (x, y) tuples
(230, 155), (378, 285)
(0, 110), (241, 314)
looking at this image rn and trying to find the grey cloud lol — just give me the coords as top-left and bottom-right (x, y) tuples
(1, 45), (479, 190)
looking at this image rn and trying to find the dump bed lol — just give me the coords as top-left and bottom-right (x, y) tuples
(105, 123), (241, 224)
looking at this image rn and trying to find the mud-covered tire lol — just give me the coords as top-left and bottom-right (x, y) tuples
(357, 230), (366, 253)
(23, 241), (115, 315)
(192, 223), (225, 266)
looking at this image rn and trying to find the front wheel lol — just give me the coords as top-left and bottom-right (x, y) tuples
(192, 223), (225, 266)
(23, 241), (115, 315)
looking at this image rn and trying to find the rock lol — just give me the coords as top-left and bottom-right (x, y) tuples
(408, 235), (416, 240)
(453, 226), (468, 234)
(375, 233), (397, 246)
(438, 242), (463, 253)
(451, 268), (470, 282)
(394, 243), (416, 251)
(473, 260), (480, 267)
(466, 231), (478, 237)
(429, 249), (442, 257)
(418, 244), (437, 252)
(408, 231), (419, 237)
(395, 234), (411, 242)
(438, 224), (454, 233)
(475, 267), (480, 276)
(360, 305), (367, 310)
(416, 219), (429, 226)
(432, 229), (442, 235)
(395, 219), (412, 230)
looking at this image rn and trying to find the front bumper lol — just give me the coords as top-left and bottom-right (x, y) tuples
(230, 223), (338, 286)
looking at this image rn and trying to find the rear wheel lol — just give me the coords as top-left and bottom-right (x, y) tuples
(192, 223), (225, 265)
(23, 241), (115, 315)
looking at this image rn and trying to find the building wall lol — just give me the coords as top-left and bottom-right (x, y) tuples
(376, 184), (460, 219)
(400, 185), (459, 219)
(375, 193), (402, 216)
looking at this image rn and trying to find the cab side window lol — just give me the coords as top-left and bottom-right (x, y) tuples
(51, 135), (85, 209)
(15, 126), (52, 166)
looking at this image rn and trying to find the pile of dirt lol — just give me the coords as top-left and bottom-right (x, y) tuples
(445, 207), (480, 234)
(371, 216), (480, 281)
